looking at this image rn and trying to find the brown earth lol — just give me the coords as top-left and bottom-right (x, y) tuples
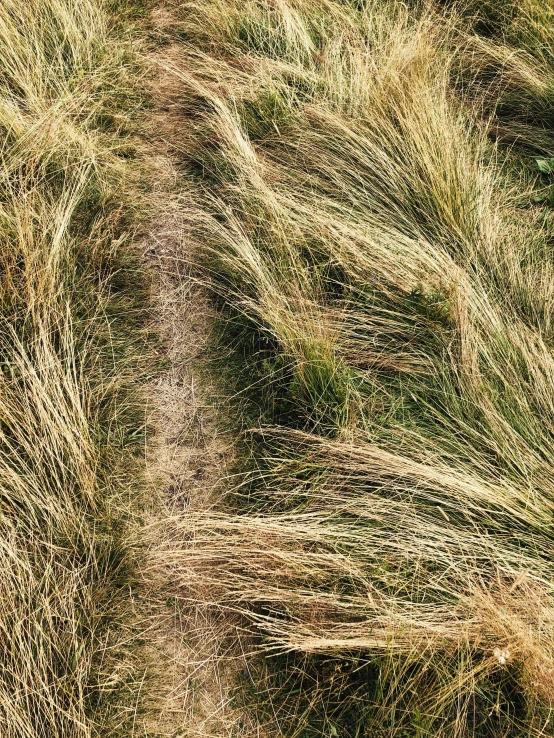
(134, 4), (262, 735)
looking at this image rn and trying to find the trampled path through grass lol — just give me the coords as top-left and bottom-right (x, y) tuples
(137, 5), (260, 735)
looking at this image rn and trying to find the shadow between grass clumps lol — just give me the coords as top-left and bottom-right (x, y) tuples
(228, 650), (532, 738)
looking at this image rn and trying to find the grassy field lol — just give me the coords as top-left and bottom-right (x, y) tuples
(160, 0), (554, 735)
(6, 0), (554, 736)
(0, 0), (149, 735)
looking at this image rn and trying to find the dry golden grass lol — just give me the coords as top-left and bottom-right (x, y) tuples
(8, 0), (554, 735)
(146, 0), (554, 735)
(0, 1), (149, 735)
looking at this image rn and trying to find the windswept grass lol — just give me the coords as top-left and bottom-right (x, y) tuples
(0, 1), (149, 735)
(155, 0), (554, 735)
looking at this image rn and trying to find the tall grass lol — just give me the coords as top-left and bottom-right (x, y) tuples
(0, 1), (148, 735)
(158, 0), (554, 734)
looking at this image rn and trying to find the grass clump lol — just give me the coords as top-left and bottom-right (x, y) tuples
(0, 1), (150, 735)
(155, 0), (554, 735)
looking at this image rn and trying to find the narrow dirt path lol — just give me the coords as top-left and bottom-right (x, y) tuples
(134, 4), (260, 736)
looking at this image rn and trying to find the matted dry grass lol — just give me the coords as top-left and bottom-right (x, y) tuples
(148, 0), (554, 735)
(0, 1), (150, 735)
